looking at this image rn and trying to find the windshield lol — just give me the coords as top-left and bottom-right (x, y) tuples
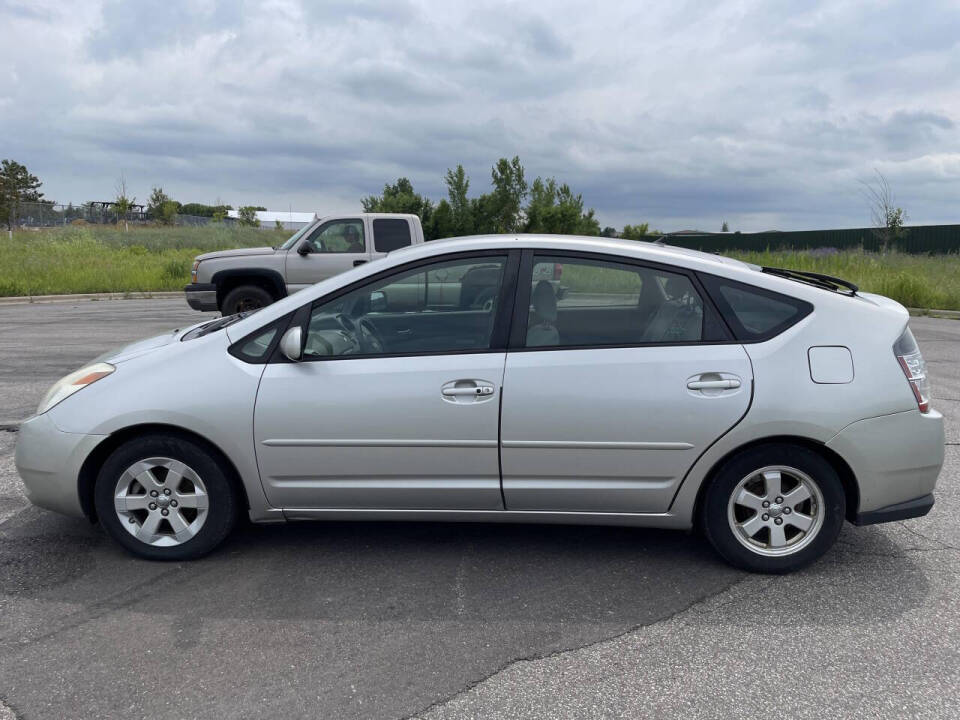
(279, 222), (315, 251)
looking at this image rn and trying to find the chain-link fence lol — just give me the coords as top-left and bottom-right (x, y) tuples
(5, 202), (236, 228)
(8, 201), (146, 227)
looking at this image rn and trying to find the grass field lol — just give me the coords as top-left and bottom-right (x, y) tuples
(2, 225), (959, 310)
(0, 225), (281, 297)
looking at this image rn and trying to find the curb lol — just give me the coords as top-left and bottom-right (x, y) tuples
(908, 307), (960, 320)
(0, 291), (182, 306)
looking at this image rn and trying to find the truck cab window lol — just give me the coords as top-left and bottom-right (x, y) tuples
(305, 220), (365, 254)
(373, 219), (413, 252)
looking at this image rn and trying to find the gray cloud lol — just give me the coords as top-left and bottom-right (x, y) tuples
(1, 0), (959, 230)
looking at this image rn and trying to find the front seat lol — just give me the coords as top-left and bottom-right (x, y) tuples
(526, 280), (560, 347)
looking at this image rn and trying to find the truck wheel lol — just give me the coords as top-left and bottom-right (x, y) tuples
(221, 285), (273, 315)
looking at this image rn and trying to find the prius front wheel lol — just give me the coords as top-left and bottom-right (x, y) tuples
(94, 434), (239, 560)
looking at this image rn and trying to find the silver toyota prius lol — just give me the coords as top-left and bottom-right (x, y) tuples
(14, 235), (944, 572)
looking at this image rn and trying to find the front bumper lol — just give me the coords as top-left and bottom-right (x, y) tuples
(184, 283), (218, 312)
(826, 408), (944, 520)
(13, 413), (105, 518)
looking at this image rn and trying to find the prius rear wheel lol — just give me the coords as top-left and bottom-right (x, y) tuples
(702, 443), (845, 573)
(94, 434), (238, 560)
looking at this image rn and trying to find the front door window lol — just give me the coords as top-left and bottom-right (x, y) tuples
(304, 256), (507, 358)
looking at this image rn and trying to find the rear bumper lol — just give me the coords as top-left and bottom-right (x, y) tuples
(853, 493), (934, 526)
(184, 283), (218, 312)
(826, 408), (944, 518)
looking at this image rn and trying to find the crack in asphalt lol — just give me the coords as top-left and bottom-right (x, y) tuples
(0, 566), (183, 653)
(408, 521), (960, 719)
(897, 522), (960, 552)
(404, 572), (750, 720)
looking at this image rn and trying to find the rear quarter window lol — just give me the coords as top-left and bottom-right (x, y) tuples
(373, 219), (413, 252)
(698, 273), (812, 342)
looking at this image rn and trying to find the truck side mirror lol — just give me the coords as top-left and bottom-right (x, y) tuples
(297, 243), (312, 257)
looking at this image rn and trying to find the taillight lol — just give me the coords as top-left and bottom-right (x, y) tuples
(894, 328), (931, 413)
(554, 263), (563, 280)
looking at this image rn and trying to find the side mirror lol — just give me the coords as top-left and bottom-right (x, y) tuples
(279, 326), (303, 361)
(369, 290), (387, 313)
(297, 243), (312, 257)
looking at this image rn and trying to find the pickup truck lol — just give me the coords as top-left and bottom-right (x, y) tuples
(185, 212), (564, 314)
(185, 213), (425, 314)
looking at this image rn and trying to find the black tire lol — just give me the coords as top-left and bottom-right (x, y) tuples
(701, 443), (845, 574)
(221, 284), (273, 315)
(94, 433), (239, 561)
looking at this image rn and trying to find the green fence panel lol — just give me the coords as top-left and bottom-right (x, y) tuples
(665, 225), (960, 254)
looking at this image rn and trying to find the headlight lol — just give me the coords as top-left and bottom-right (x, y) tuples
(191, 259), (201, 283)
(36, 362), (115, 415)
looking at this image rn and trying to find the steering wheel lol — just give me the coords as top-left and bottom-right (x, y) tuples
(335, 313), (383, 354)
(357, 317), (385, 354)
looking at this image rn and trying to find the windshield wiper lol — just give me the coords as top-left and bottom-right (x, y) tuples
(761, 267), (858, 296)
(194, 310), (258, 337)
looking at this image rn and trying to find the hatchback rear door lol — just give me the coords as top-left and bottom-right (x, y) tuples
(499, 251), (753, 514)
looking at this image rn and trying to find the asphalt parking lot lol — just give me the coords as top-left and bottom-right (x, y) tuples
(0, 299), (958, 719)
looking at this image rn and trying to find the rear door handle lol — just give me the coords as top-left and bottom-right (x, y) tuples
(353, 260), (367, 267)
(687, 379), (741, 390)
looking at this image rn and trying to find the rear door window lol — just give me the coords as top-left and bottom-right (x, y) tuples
(373, 219), (413, 252)
(699, 274), (813, 341)
(521, 255), (721, 348)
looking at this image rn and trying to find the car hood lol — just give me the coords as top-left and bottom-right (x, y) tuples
(93, 319), (211, 364)
(195, 246), (277, 261)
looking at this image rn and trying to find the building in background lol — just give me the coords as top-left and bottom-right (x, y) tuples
(226, 210), (316, 230)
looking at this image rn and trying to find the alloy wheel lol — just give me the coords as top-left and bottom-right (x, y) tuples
(726, 465), (824, 557)
(114, 457), (210, 547)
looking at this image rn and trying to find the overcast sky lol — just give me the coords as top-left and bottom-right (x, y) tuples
(2, 0), (958, 231)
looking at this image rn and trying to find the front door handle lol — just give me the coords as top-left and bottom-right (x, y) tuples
(440, 379), (496, 404)
(687, 378), (741, 390)
(353, 260), (367, 267)
(442, 386), (495, 397)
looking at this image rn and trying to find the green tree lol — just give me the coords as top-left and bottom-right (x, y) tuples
(148, 187), (179, 225)
(523, 177), (599, 236)
(114, 174), (135, 232)
(862, 170), (906, 253)
(469, 193), (497, 235)
(425, 199), (454, 240)
(237, 206), (260, 227)
(721, 220), (729, 232)
(362, 177), (433, 218)
(601, 226), (618, 237)
(621, 223), (650, 240)
(444, 164), (473, 236)
(488, 156), (527, 233)
(0, 159), (44, 235)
